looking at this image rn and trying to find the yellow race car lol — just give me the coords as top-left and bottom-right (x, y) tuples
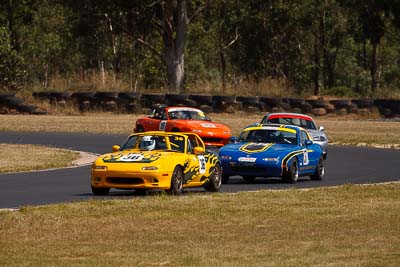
(91, 131), (222, 195)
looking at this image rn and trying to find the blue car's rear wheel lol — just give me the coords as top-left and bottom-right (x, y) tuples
(283, 158), (298, 183)
(310, 157), (324, 180)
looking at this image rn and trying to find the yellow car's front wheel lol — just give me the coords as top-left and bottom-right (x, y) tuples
(91, 186), (110, 196)
(168, 166), (183, 195)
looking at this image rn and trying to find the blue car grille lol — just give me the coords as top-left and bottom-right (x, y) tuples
(231, 163), (265, 173)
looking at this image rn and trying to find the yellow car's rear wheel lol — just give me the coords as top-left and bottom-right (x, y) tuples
(205, 163), (222, 192)
(168, 166), (183, 195)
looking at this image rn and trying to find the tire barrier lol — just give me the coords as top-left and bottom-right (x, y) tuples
(0, 93), (48, 115)
(22, 91), (400, 117)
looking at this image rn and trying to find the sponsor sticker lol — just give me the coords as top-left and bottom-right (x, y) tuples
(238, 157), (257, 162)
(200, 123), (216, 128)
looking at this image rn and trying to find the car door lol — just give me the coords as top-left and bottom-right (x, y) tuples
(182, 137), (206, 185)
(145, 108), (167, 131)
(300, 130), (318, 171)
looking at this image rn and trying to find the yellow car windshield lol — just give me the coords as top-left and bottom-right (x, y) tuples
(121, 134), (185, 152)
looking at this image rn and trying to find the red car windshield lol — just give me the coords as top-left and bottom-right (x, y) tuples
(168, 109), (209, 121)
(262, 116), (317, 130)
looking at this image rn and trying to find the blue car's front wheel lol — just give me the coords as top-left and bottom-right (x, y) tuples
(283, 158), (299, 183)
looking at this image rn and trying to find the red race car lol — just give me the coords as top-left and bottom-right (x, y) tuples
(135, 105), (232, 147)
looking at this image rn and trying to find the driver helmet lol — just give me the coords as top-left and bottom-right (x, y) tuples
(141, 136), (155, 150)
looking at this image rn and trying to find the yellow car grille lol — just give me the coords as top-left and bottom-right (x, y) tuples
(106, 177), (143, 185)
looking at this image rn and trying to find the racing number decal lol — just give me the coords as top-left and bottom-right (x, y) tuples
(159, 120), (167, 131)
(303, 149), (309, 165)
(119, 153), (144, 162)
(197, 155), (206, 174)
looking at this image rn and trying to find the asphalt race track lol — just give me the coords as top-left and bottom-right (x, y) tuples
(1, 132), (399, 209)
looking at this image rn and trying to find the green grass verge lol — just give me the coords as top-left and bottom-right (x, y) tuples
(0, 183), (399, 266)
(0, 144), (79, 173)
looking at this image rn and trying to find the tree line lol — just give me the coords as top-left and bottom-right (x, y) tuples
(1, 0), (400, 97)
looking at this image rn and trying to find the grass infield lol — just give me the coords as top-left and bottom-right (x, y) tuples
(0, 144), (79, 173)
(0, 183), (399, 266)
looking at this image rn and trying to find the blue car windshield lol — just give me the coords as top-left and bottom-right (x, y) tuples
(263, 117), (317, 130)
(238, 129), (298, 145)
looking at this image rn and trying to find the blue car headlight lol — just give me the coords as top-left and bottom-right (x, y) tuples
(220, 155), (232, 160)
(313, 136), (326, 142)
(263, 157), (279, 163)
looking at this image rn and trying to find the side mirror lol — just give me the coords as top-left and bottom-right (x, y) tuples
(112, 145), (120, 152)
(319, 126), (325, 131)
(194, 146), (205, 155)
(230, 136), (237, 143)
(304, 140), (313, 146)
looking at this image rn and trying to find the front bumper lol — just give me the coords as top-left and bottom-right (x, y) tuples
(91, 170), (172, 190)
(221, 161), (283, 177)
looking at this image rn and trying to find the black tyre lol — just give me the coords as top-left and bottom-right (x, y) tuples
(236, 96), (259, 104)
(306, 99), (327, 108)
(330, 99), (351, 108)
(352, 99), (374, 109)
(94, 92), (118, 101)
(168, 166), (183, 195)
(287, 98), (305, 107)
(310, 157), (324, 180)
(205, 163), (222, 192)
(212, 95), (236, 103)
(283, 158), (298, 183)
(49, 92), (71, 100)
(135, 188), (148, 196)
(71, 92), (96, 101)
(259, 97), (282, 106)
(222, 174), (230, 184)
(243, 176), (256, 182)
(2, 96), (23, 108)
(118, 92), (141, 100)
(16, 105), (38, 113)
(189, 94), (213, 104)
(91, 186), (110, 196)
(166, 93), (189, 101)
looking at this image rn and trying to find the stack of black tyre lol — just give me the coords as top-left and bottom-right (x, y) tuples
(27, 91), (400, 117)
(0, 93), (47, 115)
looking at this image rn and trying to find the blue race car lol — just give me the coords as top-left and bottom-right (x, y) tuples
(219, 124), (325, 183)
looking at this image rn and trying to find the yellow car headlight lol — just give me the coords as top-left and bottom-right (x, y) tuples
(93, 165), (107, 170)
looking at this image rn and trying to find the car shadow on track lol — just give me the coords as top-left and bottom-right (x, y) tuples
(226, 177), (312, 185)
